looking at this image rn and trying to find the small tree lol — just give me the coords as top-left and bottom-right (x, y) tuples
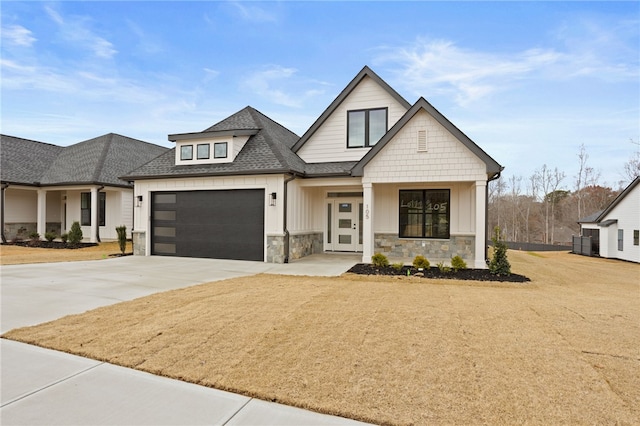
(371, 253), (389, 267)
(116, 225), (127, 255)
(67, 221), (83, 245)
(489, 226), (511, 276)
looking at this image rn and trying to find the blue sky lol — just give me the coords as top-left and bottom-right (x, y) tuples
(2, 1), (638, 188)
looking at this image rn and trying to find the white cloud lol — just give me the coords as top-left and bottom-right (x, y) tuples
(2, 24), (37, 47)
(242, 66), (303, 108)
(228, 1), (278, 23)
(43, 4), (117, 59)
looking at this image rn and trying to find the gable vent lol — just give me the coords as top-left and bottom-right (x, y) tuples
(417, 130), (427, 152)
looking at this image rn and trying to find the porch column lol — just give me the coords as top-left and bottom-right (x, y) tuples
(36, 189), (47, 239)
(362, 182), (374, 263)
(474, 180), (487, 269)
(90, 186), (98, 243)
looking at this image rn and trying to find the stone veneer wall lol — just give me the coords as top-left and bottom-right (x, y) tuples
(4, 222), (61, 241)
(132, 231), (146, 256)
(289, 232), (323, 261)
(267, 235), (285, 263)
(374, 233), (475, 264)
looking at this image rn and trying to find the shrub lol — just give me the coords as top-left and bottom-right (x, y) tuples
(44, 232), (57, 242)
(60, 233), (68, 243)
(371, 252), (389, 267)
(412, 255), (430, 269)
(392, 262), (404, 272)
(451, 255), (467, 272)
(489, 226), (511, 276)
(116, 225), (127, 255)
(67, 221), (83, 245)
(437, 261), (451, 273)
(29, 231), (40, 240)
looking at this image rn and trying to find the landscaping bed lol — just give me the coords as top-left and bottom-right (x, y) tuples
(347, 263), (531, 282)
(2, 241), (98, 249)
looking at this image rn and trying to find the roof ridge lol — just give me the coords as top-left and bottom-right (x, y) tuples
(92, 134), (113, 182)
(246, 108), (290, 170)
(0, 134), (62, 149)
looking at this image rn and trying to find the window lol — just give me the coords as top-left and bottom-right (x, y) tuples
(214, 142), (228, 158)
(399, 189), (450, 239)
(197, 144), (210, 159)
(347, 108), (387, 148)
(80, 192), (106, 226)
(180, 145), (193, 160)
(634, 230), (639, 246)
(618, 229), (624, 251)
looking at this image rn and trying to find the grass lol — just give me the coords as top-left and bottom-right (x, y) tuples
(0, 241), (123, 265)
(2, 250), (639, 425)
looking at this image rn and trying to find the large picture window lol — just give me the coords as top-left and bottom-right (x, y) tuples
(80, 192), (106, 226)
(399, 189), (450, 239)
(347, 107), (387, 148)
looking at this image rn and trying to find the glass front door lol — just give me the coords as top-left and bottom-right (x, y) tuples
(326, 198), (363, 252)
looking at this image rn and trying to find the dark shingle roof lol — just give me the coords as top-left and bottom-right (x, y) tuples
(124, 107), (307, 179)
(1, 135), (64, 185)
(1, 133), (168, 187)
(304, 162), (358, 177)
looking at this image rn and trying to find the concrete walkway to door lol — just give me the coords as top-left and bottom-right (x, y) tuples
(1, 254), (369, 426)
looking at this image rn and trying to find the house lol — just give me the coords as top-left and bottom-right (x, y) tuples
(124, 66), (503, 268)
(577, 177), (640, 263)
(1, 133), (168, 242)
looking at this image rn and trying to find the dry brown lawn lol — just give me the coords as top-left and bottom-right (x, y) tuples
(3, 250), (639, 425)
(0, 241), (124, 265)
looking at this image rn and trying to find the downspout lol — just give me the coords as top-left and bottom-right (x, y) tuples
(486, 171), (502, 263)
(283, 173), (297, 263)
(96, 185), (105, 243)
(1, 183), (9, 243)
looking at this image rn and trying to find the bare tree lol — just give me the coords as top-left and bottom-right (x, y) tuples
(532, 165), (566, 244)
(574, 144), (600, 220)
(507, 175), (522, 242)
(622, 138), (640, 184)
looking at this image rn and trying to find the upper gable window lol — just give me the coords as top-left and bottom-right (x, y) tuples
(197, 144), (210, 160)
(214, 142), (228, 159)
(347, 107), (388, 148)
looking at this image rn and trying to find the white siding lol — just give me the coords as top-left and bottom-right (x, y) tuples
(298, 76), (408, 163)
(363, 110), (487, 184)
(5, 188), (37, 222)
(174, 136), (249, 165)
(600, 184), (639, 263)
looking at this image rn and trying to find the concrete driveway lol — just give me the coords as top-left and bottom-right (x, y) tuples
(1, 254), (368, 426)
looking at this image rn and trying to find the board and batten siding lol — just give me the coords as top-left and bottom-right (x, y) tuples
(297, 76), (409, 163)
(362, 110), (487, 184)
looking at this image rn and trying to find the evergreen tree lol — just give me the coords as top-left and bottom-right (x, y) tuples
(489, 226), (511, 276)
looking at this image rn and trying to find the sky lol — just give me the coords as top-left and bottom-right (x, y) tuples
(1, 1), (639, 189)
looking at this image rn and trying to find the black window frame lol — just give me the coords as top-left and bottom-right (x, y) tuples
(634, 230), (639, 246)
(214, 142), (228, 159)
(347, 107), (388, 149)
(196, 143), (210, 160)
(399, 189), (450, 239)
(180, 145), (193, 160)
(618, 229), (624, 251)
(80, 192), (106, 226)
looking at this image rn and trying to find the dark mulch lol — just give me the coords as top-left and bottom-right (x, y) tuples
(347, 263), (530, 283)
(1, 241), (98, 250)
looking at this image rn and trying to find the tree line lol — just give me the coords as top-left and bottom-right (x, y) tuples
(488, 141), (640, 245)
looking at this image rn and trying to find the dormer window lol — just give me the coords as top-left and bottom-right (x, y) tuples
(180, 145), (193, 160)
(347, 107), (387, 148)
(197, 144), (210, 159)
(214, 142), (228, 159)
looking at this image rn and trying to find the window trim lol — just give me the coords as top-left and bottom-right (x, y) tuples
(634, 230), (639, 246)
(80, 192), (106, 226)
(347, 107), (388, 149)
(81, 192), (91, 226)
(196, 143), (210, 160)
(398, 189), (450, 239)
(214, 142), (228, 159)
(180, 145), (193, 160)
(618, 229), (624, 251)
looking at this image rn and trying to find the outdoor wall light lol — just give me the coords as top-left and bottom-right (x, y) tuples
(269, 192), (277, 206)
(136, 195), (143, 207)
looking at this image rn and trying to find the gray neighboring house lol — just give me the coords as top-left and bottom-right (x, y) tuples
(1, 133), (168, 242)
(124, 66), (503, 267)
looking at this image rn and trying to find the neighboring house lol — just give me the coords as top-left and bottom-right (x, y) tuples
(577, 177), (640, 263)
(124, 66), (503, 267)
(1, 133), (168, 243)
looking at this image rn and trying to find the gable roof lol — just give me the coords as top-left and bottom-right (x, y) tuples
(1, 135), (64, 186)
(291, 66), (411, 153)
(350, 97), (504, 178)
(123, 107), (306, 180)
(1, 133), (168, 188)
(596, 177), (639, 222)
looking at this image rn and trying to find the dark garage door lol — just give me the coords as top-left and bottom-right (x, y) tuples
(151, 189), (265, 261)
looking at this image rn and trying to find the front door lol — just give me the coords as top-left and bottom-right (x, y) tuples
(326, 199), (363, 252)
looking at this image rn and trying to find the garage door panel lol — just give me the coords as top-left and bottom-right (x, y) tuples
(151, 189), (264, 261)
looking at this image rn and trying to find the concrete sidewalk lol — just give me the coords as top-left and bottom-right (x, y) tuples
(1, 254), (371, 425)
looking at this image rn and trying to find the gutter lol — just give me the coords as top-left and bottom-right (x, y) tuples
(282, 173), (298, 263)
(486, 170), (503, 263)
(1, 183), (9, 243)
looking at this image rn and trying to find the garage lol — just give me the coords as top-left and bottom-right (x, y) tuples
(151, 189), (265, 261)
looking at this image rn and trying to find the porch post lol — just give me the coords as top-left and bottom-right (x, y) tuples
(362, 182), (374, 263)
(475, 180), (487, 269)
(90, 186), (98, 243)
(36, 189), (47, 239)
